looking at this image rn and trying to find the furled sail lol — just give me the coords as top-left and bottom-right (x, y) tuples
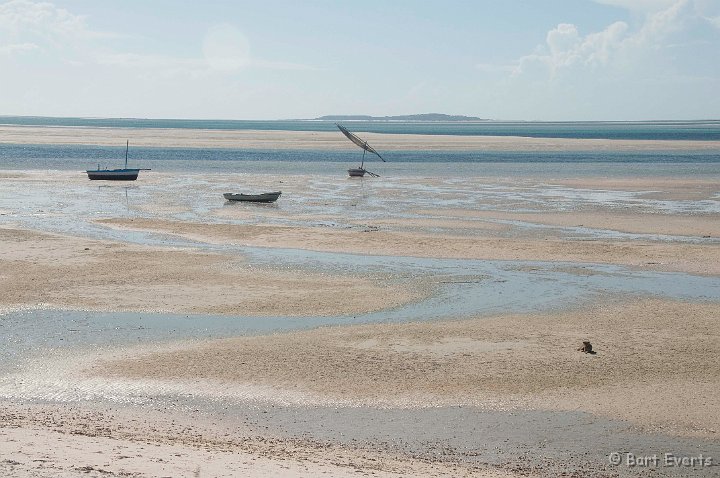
(336, 124), (386, 162)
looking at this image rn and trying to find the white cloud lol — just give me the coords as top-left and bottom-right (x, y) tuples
(630, 0), (690, 45)
(495, 0), (720, 120)
(0, 0), (108, 41)
(513, 20), (629, 78)
(0, 0), (122, 67)
(546, 23), (581, 55)
(511, 0), (705, 79)
(597, 0), (720, 30)
(0, 2), (315, 75)
(0, 41), (38, 55)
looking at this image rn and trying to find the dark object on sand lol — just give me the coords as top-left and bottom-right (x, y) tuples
(223, 191), (282, 203)
(577, 341), (596, 354)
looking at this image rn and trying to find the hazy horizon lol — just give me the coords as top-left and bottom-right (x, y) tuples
(1, 114), (719, 123)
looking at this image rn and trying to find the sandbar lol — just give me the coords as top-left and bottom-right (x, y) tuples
(98, 217), (720, 275)
(2, 124), (720, 151)
(0, 227), (420, 316)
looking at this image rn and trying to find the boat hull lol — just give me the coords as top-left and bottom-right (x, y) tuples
(87, 169), (140, 181)
(223, 191), (282, 203)
(348, 168), (366, 177)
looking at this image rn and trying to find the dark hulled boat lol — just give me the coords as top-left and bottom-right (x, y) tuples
(86, 141), (149, 181)
(223, 191), (282, 203)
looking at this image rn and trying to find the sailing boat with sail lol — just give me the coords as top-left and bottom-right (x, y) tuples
(86, 141), (150, 181)
(336, 124), (386, 177)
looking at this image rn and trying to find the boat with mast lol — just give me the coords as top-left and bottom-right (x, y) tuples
(336, 124), (386, 177)
(86, 141), (150, 181)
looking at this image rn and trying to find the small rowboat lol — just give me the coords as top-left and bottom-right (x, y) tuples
(223, 191), (282, 203)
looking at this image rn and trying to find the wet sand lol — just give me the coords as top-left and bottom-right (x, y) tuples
(3, 297), (719, 477)
(422, 209), (720, 237)
(1, 128), (719, 476)
(98, 216), (720, 275)
(92, 298), (719, 437)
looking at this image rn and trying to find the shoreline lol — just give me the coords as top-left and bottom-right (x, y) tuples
(0, 401), (527, 478)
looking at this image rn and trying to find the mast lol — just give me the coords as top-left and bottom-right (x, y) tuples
(335, 124), (385, 177)
(125, 140), (129, 169)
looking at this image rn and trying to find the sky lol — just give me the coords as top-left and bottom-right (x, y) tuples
(0, 0), (719, 120)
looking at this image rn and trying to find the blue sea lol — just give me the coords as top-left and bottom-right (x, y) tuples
(1, 116), (719, 178)
(2, 116), (720, 140)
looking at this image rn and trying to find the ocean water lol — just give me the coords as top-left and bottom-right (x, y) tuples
(2, 115), (720, 140)
(1, 144), (719, 179)
(1, 117), (719, 178)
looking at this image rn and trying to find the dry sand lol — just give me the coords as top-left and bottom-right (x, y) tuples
(0, 226), (420, 316)
(2, 124), (720, 151)
(0, 405), (520, 478)
(93, 298), (720, 439)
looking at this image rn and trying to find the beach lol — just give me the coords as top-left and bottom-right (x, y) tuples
(1, 126), (719, 477)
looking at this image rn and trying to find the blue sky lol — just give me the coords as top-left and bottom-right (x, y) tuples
(1, 0), (718, 120)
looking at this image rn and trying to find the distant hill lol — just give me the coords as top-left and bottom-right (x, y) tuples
(316, 113), (487, 122)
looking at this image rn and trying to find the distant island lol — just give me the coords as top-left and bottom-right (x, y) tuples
(315, 113), (487, 122)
